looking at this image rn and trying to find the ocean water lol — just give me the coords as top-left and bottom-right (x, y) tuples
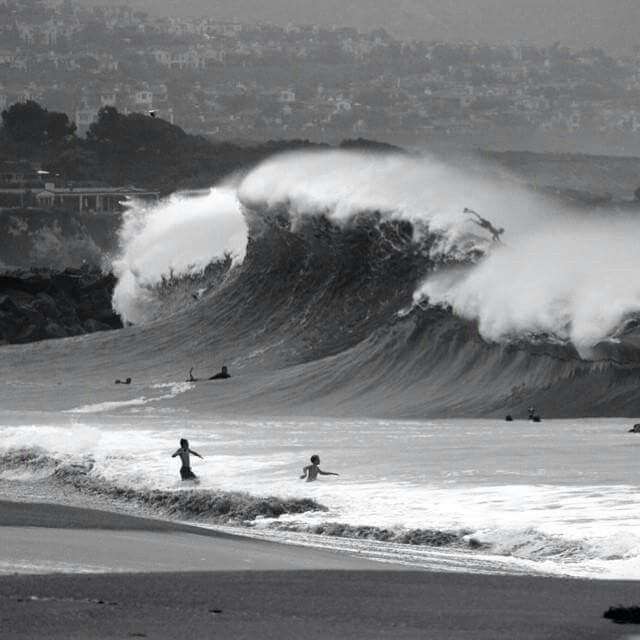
(2, 397), (639, 580)
(3, 150), (640, 580)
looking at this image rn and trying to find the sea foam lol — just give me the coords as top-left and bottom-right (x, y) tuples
(112, 187), (247, 324)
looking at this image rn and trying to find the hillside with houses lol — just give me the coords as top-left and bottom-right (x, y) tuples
(3, 0), (640, 152)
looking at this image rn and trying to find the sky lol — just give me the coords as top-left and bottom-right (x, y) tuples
(87, 0), (640, 55)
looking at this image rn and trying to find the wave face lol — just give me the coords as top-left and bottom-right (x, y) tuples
(237, 150), (640, 357)
(115, 150), (640, 351)
(91, 149), (640, 417)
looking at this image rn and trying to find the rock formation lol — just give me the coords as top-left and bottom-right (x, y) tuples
(0, 267), (122, 345)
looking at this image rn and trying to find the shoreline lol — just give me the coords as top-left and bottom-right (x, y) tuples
(1, 469), (638, 580)
(1, 500), (639, 639)
(0, 500), (390, 574)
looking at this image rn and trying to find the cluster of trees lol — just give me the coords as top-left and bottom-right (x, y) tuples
(1, 101), (397, 194)
(0, 101), (317, 192)
(1, 101), (76, 146)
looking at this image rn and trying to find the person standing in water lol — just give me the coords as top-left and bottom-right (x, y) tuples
(464, 207), (504, 242)
(300, 455), (339, 482)
(172, 438), (203, 481)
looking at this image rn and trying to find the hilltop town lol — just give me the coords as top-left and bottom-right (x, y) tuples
(3, 0), (640, 152)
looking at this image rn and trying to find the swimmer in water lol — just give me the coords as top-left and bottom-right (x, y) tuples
(171, 438), (203, 481)
(299, 454), (339, 482)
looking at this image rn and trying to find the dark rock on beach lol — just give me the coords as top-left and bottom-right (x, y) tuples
(603, 605), (640, 624)
(629, 424), (640, 433)
(0, 267), (122, 345)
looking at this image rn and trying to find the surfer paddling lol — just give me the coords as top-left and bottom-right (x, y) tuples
(300, 455), (339, 482)
(464, 207), (504, 242)
(209, 365), (230, 380)
(527, 406), (542, 422)
(188, 365), (230, 381)
(172, 438), (203, 481)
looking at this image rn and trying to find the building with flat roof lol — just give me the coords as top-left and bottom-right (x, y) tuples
(0, 162), (159, 211)
(34, 184), (158, 212)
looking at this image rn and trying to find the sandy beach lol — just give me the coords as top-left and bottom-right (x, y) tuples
(0, 501), (637, 639)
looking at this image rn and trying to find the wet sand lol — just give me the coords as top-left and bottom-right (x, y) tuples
(0, 500), (388, 574)
(0, 500), (638, 639)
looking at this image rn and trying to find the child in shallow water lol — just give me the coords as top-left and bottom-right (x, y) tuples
(171, 438), (203, 481)
(300, 454), (339, 482)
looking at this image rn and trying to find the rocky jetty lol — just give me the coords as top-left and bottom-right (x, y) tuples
(0, 267), (122, 345)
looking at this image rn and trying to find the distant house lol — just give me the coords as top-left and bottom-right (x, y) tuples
(100, 92), (117, 107)
(278, 89), (296, 103)
(205, 48), (225, 64)
(134, 89), (153, 109)
(21, 82), (41, 103)
(0, 50), (17, 65)
(152, 48), (206, 70)
(334, 98), (352, 112)
(75, 105), (98, 133)
(205, 21), (243, 37)
(152, 49), (171, 66)
(0, 50), (27, 70)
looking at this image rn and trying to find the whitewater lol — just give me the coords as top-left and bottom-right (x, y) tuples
(1, 148), (640, 579)
(2, 406), (639, 579)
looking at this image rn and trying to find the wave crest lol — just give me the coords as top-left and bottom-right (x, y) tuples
(112, 187), (247, 324)
(111, 150), (640, 356)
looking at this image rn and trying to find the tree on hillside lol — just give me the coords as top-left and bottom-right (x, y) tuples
(85, 106), (121, 144)
(1, 101), (76, 146)
(86, 106), (191, 153)
(84, 106), (214, 190)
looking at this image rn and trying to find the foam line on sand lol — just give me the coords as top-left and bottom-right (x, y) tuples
(0, 500), (638, 639)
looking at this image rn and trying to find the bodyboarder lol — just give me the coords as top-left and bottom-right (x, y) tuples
(464, 207), (504, 242)
(209, 366), (230, 380)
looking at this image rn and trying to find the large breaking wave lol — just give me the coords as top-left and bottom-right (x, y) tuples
(112, 149), (640, 354)
(2, 148), (634, 416)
